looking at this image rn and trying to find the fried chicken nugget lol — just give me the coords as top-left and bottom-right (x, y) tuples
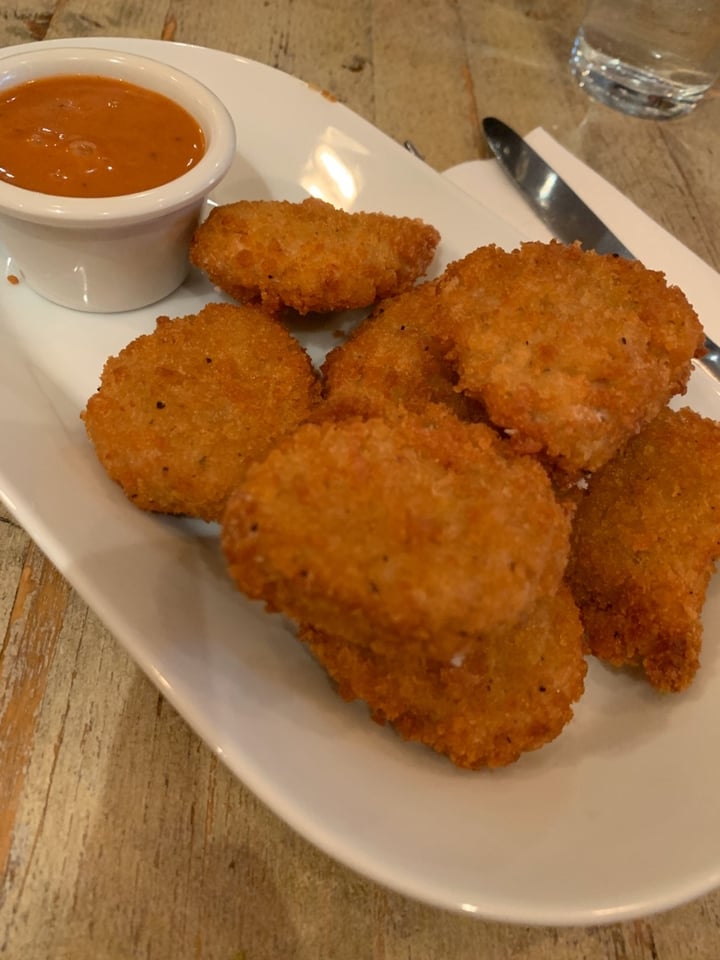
(566, 406), (720, 692)
(434, 241), (705, 478)
(189, 197), (440, 315)
(82, 302), (319, 522)
(221, 408), (572, 661)
(299, 584), (587, 769)
(318, 281), (485, 422)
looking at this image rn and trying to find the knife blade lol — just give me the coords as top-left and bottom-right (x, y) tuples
(481, 116), (719, 380)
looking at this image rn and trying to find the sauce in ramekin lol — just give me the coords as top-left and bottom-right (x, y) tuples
(0, 74), (205, 197)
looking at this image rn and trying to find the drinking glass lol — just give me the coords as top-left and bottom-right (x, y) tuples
(569, 0), (720, 119)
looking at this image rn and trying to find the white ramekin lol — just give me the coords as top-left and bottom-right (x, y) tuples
(0, 46), (236, 312)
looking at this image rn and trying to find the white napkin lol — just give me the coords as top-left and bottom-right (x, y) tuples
(443, 128), (720, 343)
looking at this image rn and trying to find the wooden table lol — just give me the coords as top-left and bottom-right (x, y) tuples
(1, 3), (719, 957)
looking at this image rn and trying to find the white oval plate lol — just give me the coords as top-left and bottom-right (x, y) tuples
(1, 37), (719, 927)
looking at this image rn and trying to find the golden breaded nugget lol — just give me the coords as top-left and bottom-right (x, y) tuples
(567, 406), (720, 691)
(319, 281), (485, 422)
(189, 197), (440, 314)
(82, 302), (319, 522)
(435, 241), (705, 478)
(221, 408), (571, 661)
(300, 584), (587, 769)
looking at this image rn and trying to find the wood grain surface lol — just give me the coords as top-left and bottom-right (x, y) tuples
(1, 2), (720, 957)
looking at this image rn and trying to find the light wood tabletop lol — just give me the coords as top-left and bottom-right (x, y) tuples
(2, 2), (720, 958)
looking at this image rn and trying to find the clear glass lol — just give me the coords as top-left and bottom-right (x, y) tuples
(569, 0), (720, 119)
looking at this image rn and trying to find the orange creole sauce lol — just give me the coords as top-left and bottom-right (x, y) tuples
(0, 74), (206, 197)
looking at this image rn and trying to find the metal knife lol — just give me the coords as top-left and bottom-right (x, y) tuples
(482, 116), (720, 381)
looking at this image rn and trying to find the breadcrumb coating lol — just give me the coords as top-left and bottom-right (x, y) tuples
(82, 302), (319, 521)
(567, 406), (720, 691)
(189, 197), (441, 315)
(319, 281), (485, 422)
(434, 241), (705, 478)
(300, 584), (587, 769)
(221, 408), (571, 661)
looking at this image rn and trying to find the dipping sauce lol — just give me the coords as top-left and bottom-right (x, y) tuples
(0, 74), (206, 197)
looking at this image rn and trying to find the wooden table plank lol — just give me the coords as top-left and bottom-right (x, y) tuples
(169, 0), (376, 121)
(0, 541), (71, 886)
(371, 0), (482, 170)
(0, 5), (56, 45)
(45, 0), (171, 39)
